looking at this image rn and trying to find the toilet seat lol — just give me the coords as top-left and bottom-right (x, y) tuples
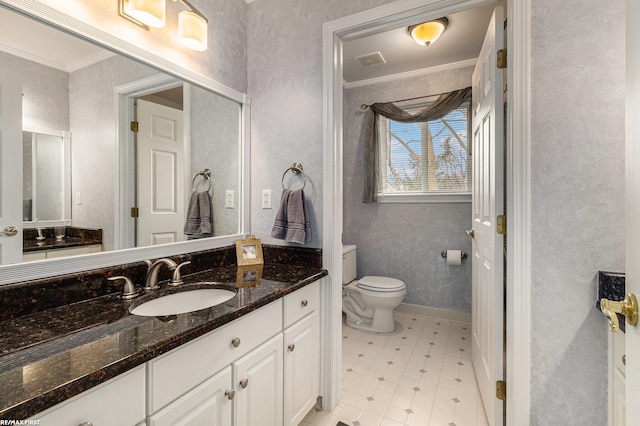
(357, 276), (405, 293)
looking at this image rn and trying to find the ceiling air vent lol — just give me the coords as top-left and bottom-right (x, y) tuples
(356, 51), (386, 67)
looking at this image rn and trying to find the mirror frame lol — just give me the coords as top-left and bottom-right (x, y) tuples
(0, 0), (251, 285)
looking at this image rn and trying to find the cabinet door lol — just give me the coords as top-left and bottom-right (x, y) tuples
(234, 333), (283, 426)
(149, 367), (232, 426)
(284, 312), (319, 426)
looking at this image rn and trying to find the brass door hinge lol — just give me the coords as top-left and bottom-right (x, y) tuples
(130, 121), (139, 132)
(130, 207), (139, 218)
(497, 49), (507, 69)
(497, 215), (506, 235)
(496, 380), (506, 401)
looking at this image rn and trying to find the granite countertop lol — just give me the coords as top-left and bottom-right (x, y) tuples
(0, 263), (327, 420)
(23, 237), (103, 252)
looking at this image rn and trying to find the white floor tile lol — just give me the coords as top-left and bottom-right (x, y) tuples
(300, 313), (489, 426)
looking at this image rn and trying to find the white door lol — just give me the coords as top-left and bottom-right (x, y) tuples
(470, 6), (504, 426)
(136, 99), (185, 247)
(626, 0), (640, 420)
(234, 334), (283, 426)
(0, 70), (23, 264)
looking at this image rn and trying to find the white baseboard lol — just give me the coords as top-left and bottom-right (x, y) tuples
(396, 303), (471, 324)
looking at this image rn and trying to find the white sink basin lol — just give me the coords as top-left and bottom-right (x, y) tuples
(130, 288), (237, 317)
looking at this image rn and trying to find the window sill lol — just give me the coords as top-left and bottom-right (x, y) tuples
(376, 192), (471, 204)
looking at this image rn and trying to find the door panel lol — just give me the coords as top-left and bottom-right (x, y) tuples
(137, 99), (185, 247)
(471, 6), (505, 426)
(0, 70), (23, 264)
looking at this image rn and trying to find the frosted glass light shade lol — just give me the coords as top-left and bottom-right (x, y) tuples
(178, 11), (208, 51)
(124, 0), (166, 28)
(409, 18), (449, 46)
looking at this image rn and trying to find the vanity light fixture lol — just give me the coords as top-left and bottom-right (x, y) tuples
(119, 0), (208, 51)
(408, 17), (449, 46)
(119, 0), (166, 29)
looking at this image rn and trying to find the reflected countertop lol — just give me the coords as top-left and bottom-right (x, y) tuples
(0, 263), (327, 420)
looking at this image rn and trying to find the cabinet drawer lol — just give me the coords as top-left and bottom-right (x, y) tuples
(148, 299), (282, 413)
(283, 281), (319, 328)
(32, 365), (145, 426)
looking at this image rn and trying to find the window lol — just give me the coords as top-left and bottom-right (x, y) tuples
(378, 102), (470, 203)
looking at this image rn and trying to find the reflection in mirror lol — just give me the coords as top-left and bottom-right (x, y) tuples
(0, 5), (243, 267)
(22, 128), (71, 223)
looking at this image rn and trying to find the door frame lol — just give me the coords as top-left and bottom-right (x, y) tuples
(114, 74), (189, 250)
(321, 0), (532, 422)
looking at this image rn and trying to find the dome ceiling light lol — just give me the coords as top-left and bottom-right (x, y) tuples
(408, 17), (449, 46)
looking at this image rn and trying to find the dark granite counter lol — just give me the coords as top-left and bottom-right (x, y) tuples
(0, 245), (326, 420)
(23, 227), (102, 253)
(596, 271), (626, 332)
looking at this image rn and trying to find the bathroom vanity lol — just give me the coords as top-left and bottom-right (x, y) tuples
(0, 245), (326, 425)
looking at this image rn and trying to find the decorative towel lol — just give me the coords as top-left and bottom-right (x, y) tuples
(184, 191), (213, 238)
(271, 188), (311, 244)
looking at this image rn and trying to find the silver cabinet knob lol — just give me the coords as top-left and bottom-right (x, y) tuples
(232, 337), (241, 348)
(288, 344), (295, 352)
(225, 389), (235, 400)
(301, 300), (308, 308)
(78, 423), (93, 426)
(240, 378), (248, 389)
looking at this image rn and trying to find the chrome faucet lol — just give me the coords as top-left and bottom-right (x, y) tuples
(144, 258), (177, 290)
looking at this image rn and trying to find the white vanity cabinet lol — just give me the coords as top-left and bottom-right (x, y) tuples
(23, 244), (102, 262)
(31, 365), (145, 426)
(234, 334), (284, 426)
(148, 366), (233, 426)
(283, 282), (320, 426)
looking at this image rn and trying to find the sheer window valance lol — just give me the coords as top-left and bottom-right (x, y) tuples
(362, 86), (472, 203)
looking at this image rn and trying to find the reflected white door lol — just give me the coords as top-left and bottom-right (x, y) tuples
(0, 70), (23, 264)
(626, 0), (640, 421)
(136, 99), (185, 247)
(471, 6), (504, 426)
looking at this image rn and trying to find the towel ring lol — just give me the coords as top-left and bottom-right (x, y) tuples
(281, 162), (306, 190)
(192, 169), (212, 193)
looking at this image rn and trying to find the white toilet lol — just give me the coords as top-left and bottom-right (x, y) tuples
(342, 245), (407, 333)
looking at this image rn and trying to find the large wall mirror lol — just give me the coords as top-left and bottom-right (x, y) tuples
(0, 2), (249, 284)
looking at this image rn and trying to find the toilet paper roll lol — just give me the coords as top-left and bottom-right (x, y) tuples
(446, 250), (462, 266)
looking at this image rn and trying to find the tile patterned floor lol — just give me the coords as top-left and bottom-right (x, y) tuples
(299, 312), (489, 426)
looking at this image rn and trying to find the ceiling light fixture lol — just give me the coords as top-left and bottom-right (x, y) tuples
(119, 0), (208, 52)
(408, 17), (449, 46)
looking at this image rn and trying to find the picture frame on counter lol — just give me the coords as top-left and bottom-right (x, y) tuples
(235, 235), (264, 266)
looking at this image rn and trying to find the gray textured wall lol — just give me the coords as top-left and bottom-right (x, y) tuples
(247, 0), (397, 247)
(0, 51), (69, 130)
(343, 67), (474, 312)
(529, 1), (625, 424)
(69, 56), (159, 251)
(190, 85), (241, 236)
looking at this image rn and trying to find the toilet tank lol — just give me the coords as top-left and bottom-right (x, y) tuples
(342, 245), (357, 284)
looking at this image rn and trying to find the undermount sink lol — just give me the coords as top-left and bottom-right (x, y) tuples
(130, 285), (237, 317)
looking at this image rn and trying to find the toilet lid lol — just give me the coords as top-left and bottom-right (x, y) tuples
(357, 276), (405, 292)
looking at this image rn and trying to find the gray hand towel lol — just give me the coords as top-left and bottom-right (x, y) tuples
(271, 188), (311, 244)
(184, 191), (213, 237)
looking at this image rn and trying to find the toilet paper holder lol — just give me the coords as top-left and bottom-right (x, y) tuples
(441, 250), (467, 261)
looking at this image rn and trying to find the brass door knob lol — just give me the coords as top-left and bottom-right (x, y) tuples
(601, 293), (639, 332)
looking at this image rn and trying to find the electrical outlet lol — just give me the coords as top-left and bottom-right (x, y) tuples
(262, 189), (272, 209)
(225, 190), (234, 209)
